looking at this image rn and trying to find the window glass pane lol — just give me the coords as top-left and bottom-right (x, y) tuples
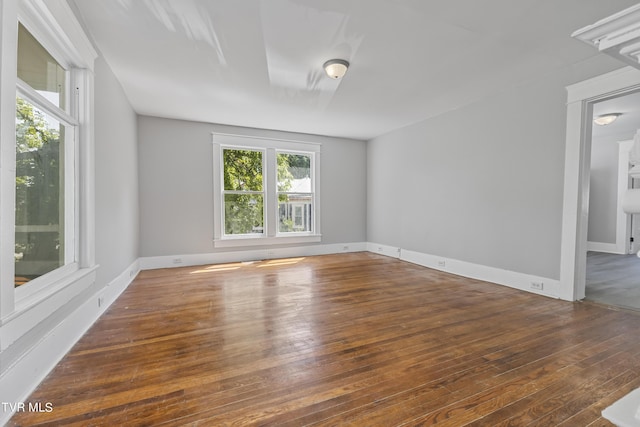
(278, 153), (311, 192)
(278, 194), (312, 233)
(17, 23), (66, 109)
(224, 194), (264, 235)
(15, 97), (66, 286)
(223, 149), (263, 191)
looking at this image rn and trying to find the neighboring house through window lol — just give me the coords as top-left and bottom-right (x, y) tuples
(277, 151), (313, 233)
(212, 133), (321, 247)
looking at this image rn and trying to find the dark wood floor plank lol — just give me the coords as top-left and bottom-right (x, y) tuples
(10, 252), (640, 426)
(556, 372), (640, 427)
(460, 335), (640, 427)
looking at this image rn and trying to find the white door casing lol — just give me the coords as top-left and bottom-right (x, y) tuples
(561, 67), (640, 301)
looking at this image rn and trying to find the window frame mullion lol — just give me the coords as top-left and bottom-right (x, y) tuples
(212, 133), (322, 248)
(265, 148), (276, 238)
(16, 78), (78, 127)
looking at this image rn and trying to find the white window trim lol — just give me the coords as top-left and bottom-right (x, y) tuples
(212, 133), (321, 248)
(15, 79), (79, 298)
(0, 0), (97, 319)
(275, 148), (316, 238)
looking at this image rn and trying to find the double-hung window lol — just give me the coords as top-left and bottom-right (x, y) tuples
(15, 23), (76, 290)
(4, 1), (97, 306)
(213, 134), (321, 247)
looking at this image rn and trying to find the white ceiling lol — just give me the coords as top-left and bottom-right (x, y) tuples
(70, 0), (640, 140)
(592, 90), (640, 139)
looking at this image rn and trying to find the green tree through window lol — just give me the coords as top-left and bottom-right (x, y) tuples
(223, 149), (264, 235)
(222, 149), (299, 235)
(15, 97), (64, 285)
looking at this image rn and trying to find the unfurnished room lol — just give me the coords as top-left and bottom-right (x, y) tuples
(4, 1), (640, 426)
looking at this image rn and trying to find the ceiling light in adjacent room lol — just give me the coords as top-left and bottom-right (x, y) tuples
(323, 59), (349, 79)
(593, 113), (621, 126)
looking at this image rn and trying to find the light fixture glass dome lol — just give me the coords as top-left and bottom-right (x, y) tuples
(323, 59), (349, 79)
(593, 113), (621, 126)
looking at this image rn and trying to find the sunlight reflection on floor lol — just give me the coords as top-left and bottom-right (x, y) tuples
(189, 263), (242, 274)
(257, 257), (306, 267)
(189, 257), (306, 274)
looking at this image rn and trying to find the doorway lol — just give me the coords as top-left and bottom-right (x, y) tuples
(586, 94), (640, 309)
(560, 66), (640, 302)
(587, 94), (640, 255)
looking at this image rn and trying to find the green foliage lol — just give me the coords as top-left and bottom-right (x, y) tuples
(15, 97), (62, 268)
(277, 154), (310, 232)
(223, 149), (263, 191)
(277, 153), (295, 192)
(16, 97), (58, 153)
(224, 194), (264, 235)
(286, 154), (311, 178)
(223, 149), (266, 234)
(221, 149), (311, 235)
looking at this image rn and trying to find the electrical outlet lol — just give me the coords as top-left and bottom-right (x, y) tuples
(98, 296), (104, 307)
(531, 281), (544, 290)
(437, 260), (446, 267)
(172, 258), (182, 264)
(343, 245), (349, 251)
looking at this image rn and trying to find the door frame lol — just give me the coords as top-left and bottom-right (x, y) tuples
(617, 140), (633, 255)
(560, 66), (640, 301)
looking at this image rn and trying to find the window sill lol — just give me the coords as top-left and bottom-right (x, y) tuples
(6, 265), (98, 326)
(213, 234), (321, 248)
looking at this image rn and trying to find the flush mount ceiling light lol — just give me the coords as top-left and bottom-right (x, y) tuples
(593, 113), (622, 126)
(323, 59), (349, 79)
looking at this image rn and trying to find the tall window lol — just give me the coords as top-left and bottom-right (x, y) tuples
(14, 23), (77, 288)
(277, 152), (313, 233)
(213, 134), (321, 247)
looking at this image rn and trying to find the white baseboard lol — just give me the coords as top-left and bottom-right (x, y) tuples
(139, 242), (368, 270)
(0, 259), (140, 425)
(587, 241), (627, 255)
(100, 259), (141, 307)
(396, 247), (561, 299)
(365, 242), (401, 258)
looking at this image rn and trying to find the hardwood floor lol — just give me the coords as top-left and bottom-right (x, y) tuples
(10, 252), (640, 426)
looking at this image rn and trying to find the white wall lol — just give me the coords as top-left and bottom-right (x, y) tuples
(94, 55), (139, 284)
(137, 116), (366, 257)
(367, 57), (626, 283)
(588, 133), (630, 245)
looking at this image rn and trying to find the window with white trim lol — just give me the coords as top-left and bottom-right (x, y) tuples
(14, 23), (77, 289)
(4, 0), (97, 306)
(212, 134), (321, 247)
(277, 151), (313, 233)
